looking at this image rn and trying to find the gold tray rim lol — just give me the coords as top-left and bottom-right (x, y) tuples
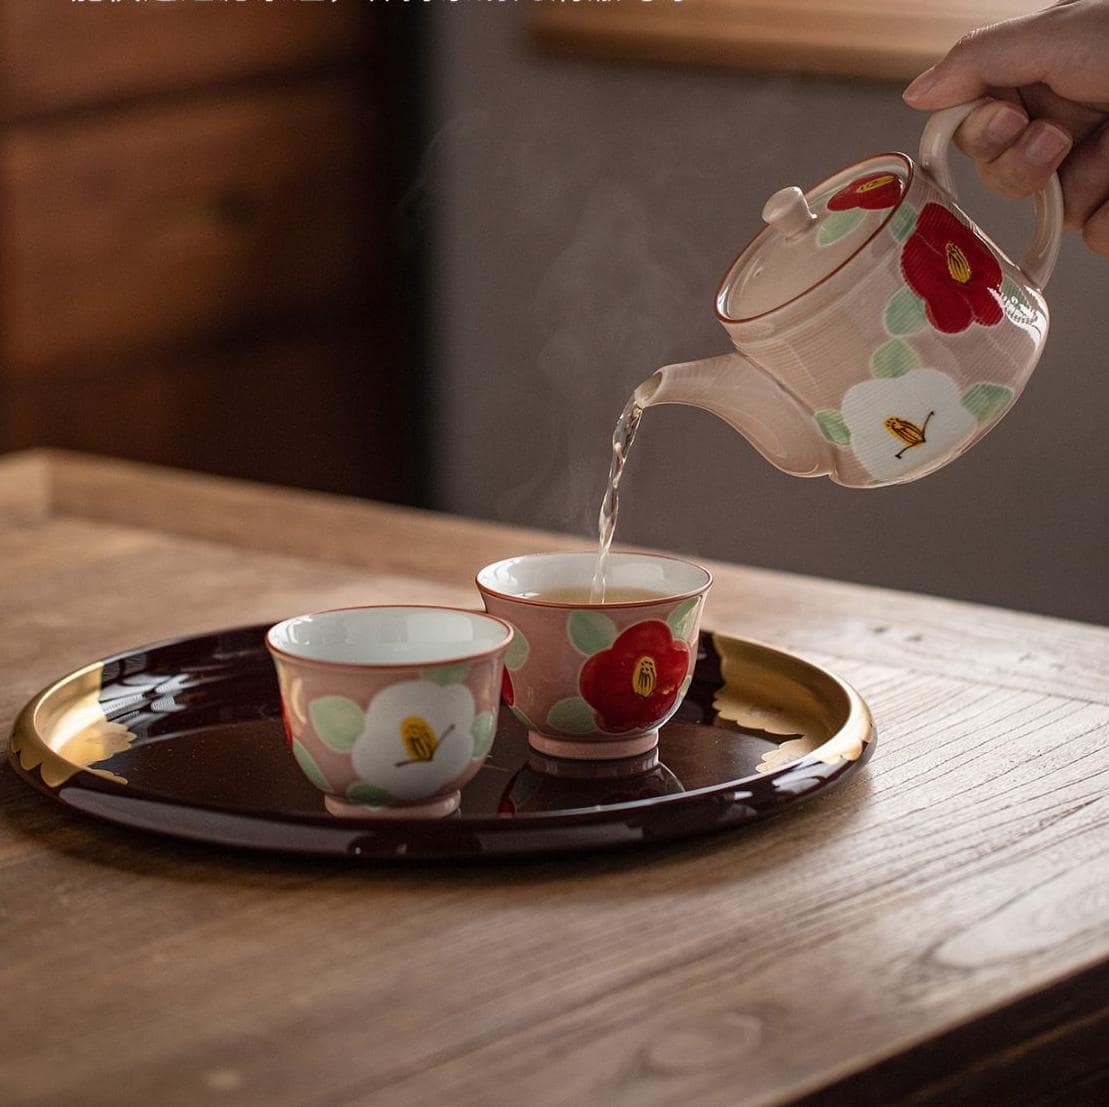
(9, 626), (875, 799)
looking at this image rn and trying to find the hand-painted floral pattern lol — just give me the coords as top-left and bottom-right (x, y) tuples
(755, 730), (866, 773)
(756, 737), (819, 774)
(349, 680), (476, 803)
(840, 368), (977, 483)
(827, 171), (903, 211)
(501, 622), (526, 714)
(579, 621), (690, 734)
(901, 203), (1002, 333)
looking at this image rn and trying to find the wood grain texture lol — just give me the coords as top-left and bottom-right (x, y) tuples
(535, 0), (1041, 80)
(0, 452), (1106, 1107)
(1, 1), (369, 119)
(0, 329), (417, 503)
(37, 449), (1109, 705)
(0, 451), (50, 524)
(1, 77), (375, 369)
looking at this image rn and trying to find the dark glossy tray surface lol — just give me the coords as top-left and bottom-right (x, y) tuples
(8, 625), (874, 859)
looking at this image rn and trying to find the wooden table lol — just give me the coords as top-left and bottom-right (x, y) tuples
(1, 450), (1106, 1107)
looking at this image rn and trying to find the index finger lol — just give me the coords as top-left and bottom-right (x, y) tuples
(904, 5), (1109, 109)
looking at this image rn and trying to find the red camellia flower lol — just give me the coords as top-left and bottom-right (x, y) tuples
(901, 203), (1003, 334)
(827, 171), (903, 211)
(579, 621), (690, 734)
(501, 668), (514, 707)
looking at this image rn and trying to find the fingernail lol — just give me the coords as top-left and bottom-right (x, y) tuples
(903, 66), (937, 103)
(1024, 123), (1071, 166)
(985, 104), (1026, 145)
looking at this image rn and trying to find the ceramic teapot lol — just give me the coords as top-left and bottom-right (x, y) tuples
(638, 101), (1063, 487)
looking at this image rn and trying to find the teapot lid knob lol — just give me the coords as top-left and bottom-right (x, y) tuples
(721, 157), (910, 322)
(762, 186), (817, 240)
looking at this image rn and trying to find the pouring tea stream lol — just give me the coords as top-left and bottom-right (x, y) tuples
(590, 100), (1064, 597)
(635, 101), (1061, 481)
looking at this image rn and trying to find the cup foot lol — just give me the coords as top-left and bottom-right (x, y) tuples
(323, 791), (461, 820)
(527, 730), (659, 761)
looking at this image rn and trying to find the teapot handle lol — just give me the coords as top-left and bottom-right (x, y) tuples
(919, 98), (1064, 290)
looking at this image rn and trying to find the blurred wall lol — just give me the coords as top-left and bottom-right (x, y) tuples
(425, 7), (1107, 624)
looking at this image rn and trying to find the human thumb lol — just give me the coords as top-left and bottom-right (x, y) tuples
(903, 16), (1046, 108)
(904, 4), (1109, 109)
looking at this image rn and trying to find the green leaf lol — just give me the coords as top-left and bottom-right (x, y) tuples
(870, 338), (919, 379)
(884, 287), (928, 336)
(679, 674), (693, 699)
(292, 739), (331, 793)
(421, 662), (471, 686)
(816, 208), (865, 247)
(814, 409), (850, 446)
(666, 597), (700, 641)
(308, 695), (363, 752)
(1001, 277), (1038, 325)
(346, 780), (393, 807)
(471, 710), (495, 758)
(504, 624), (529, 671)
(507, 768), (543, 810)
(546, 697), (598, 735)
(567, 610), (618, 656)
(962, 383), (1014, 424)
(888, 203), (918, 243)
(508, 703), (538, 731)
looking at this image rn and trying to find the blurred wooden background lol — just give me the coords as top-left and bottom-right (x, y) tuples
(0, 4), (421, 502)
(535, 0), (1041, 78)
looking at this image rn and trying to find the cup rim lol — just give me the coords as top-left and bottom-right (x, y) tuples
(265, 604), (514, 671)
(475, 551), (712, 610)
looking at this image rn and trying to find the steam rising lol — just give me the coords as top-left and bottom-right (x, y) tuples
(493, 184), (708, 537)
(423, 9), (786, 539)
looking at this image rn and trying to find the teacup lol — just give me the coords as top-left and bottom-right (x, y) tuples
(476, 552), (711, 760)
(266, 605), (513, 818)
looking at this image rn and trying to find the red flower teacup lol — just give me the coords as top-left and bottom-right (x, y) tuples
(476, 553), (711, 760)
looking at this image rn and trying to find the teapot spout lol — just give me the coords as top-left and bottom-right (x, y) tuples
(637, 353), (831, 478)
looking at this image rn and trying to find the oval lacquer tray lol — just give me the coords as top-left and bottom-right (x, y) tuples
(8, 625), (874, 859)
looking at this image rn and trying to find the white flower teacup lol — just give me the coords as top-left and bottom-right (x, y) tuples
(267, 606), (513, 818)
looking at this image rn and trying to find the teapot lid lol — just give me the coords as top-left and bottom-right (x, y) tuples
(718, 155), (912, 322)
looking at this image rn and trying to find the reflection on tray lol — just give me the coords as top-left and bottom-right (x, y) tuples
(499, 748), (685, 814)
(9, 625), (874, 858)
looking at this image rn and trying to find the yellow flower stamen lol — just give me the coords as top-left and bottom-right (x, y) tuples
(945, 242), (972, 284)
(631, 656), (657, 698)
(399, 715), (437, 762)
(857, 174), (895, 193)
(884, 411), (935, 459)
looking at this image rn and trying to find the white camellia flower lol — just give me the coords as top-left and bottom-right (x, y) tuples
(840, 367), (978, 483)
(351, 680), (476, 802)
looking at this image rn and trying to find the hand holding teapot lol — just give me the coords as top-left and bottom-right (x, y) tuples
(640, 101), (1062, 487)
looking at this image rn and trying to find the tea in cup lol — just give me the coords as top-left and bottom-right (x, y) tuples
(266, 605), (513, 818)
(476, 552), (711, 760)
